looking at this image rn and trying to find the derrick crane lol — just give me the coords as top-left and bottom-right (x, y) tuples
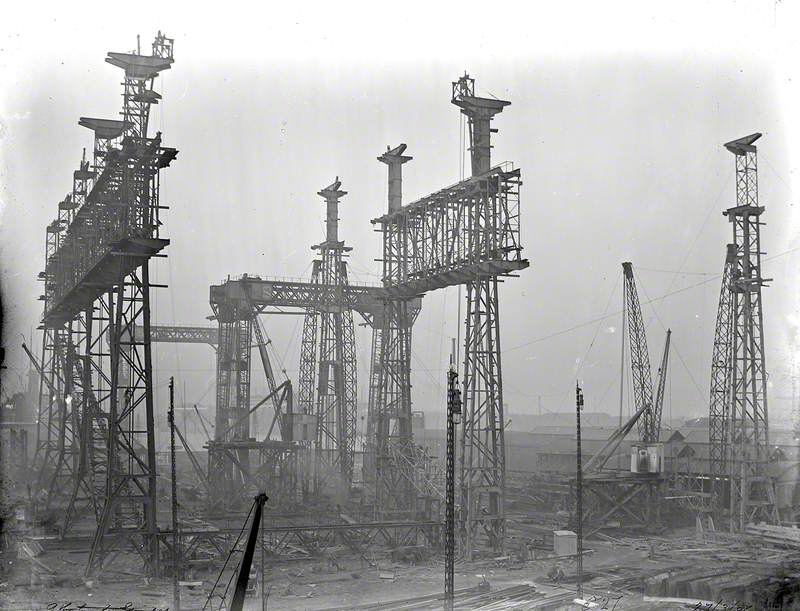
(576, 264), (670, 535)
(581, 326), (669, 476)
(622, 262), (669, 444)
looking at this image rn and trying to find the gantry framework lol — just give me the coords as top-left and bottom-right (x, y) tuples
(208, 273), (423, 509)
(709, 134), (779, 530)
(33, 32), (177, 578)
(208, 186), (366, 509)
(207, 279), (298, 513)
(371, 74), (528, 556)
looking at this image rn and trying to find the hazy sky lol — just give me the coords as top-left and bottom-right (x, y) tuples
(2, 1), (799, 431)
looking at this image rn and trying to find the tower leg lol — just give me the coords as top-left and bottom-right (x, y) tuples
(460, 277), (505, 559)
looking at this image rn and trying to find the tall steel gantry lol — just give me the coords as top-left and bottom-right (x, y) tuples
(297, 180), (359, 497)
(709, 134), (778, 530)
(372, 145), (419, 518)
(371, 74), (528, 556)
(34, 33), (178, 578)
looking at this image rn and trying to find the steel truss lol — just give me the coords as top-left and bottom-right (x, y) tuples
(298, 180), (359, 496)
(160, 520), (441, 565)
(35, 32), (177, 578)
(718, 134), (778, 529)
(668, 446), (713, 513)
(370, 74), (528, 557)
(134, 324), (219, 346)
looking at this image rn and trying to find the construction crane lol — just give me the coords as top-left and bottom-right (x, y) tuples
(230, 493), (268, 611)
(204, 492), (268, 611)
(583, 264), (670, 474)
(622, 261), (670, 445)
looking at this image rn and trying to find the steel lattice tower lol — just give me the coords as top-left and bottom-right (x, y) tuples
(453, 75), (511, 557)
(373, 145), (418, 517)
(298, 180), (358, 495)
(718, 133), (778, 529)
(36, 33), (178, 577)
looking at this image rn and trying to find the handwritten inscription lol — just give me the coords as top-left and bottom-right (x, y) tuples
(692, 601), (753, 611)
(46, 603), (169, 611)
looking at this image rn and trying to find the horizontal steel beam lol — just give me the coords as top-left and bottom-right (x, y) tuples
(133, 324), (219, 345)
(210, 276), (422, 323)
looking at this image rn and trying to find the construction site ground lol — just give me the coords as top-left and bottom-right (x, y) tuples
(4, 524), (793, 610)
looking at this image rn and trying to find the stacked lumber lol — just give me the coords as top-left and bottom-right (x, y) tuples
(744, 523), (800, 549)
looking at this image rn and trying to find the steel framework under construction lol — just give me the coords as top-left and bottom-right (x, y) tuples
(371, 74), (528, 556)
(28, 32), (178, 578)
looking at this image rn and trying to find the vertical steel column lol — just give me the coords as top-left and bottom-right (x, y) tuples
(363, 322), (383, 493)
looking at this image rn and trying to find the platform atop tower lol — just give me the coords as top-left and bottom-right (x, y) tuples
(79, 117), (127, 139)
(724, 133), (762, 155)
(105, 51), (173, 79)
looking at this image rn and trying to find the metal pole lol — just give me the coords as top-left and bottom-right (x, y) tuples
(169, 377), (181, 611)
(261, 504), (266, 611)
(618, 295), (626, 471)
(575, 381), (584, 601)
(445, 338), (461, 611)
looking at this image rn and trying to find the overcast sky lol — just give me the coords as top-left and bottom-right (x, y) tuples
(2, 1), (799, 432)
